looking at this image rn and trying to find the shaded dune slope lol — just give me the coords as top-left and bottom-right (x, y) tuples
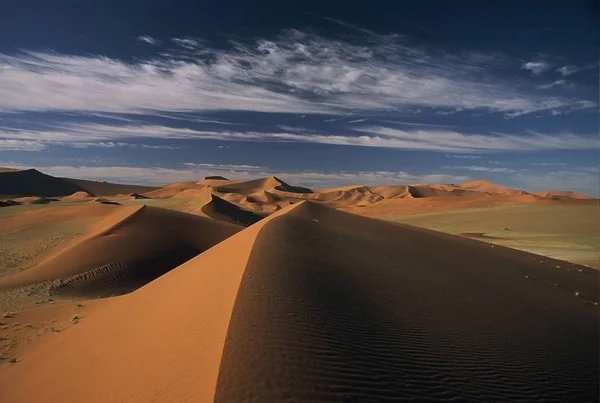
(2, 202), (597, 402)
(216, 202), (599, 402)
(0, 169), (83, 197)
(196, 192), (265, 226)
(0, 169), (157, 198)
(0, 205), (240, 297)
(174, 187), (265, 225)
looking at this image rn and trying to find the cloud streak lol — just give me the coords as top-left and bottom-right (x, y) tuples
(136, 35), (159, 45)
(0, 31), (593, 116)
(0, 123), (596, 152)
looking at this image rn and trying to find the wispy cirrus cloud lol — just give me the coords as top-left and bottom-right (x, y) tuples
(445, 154), (483, 159)
(556, 64), (596, 77)
(136, 35), (159, 45)
(0, 123), (596, 152)
(441, 165), (517, 173)
(537, 80), (568, 90)
(522, 60), (551, 75)
(0, 31), (593, 116)
(0, 139), (45, 151)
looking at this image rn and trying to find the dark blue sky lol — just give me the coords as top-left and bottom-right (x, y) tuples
(0, 0), (598, 194)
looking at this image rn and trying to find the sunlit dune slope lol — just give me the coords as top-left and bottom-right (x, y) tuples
(1, 201), (597, 403)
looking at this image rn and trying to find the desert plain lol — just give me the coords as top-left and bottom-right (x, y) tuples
(0, 167), (598, 402)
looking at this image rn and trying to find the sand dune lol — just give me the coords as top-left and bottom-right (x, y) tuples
(192, 191), (265, 226)
(1, 201), (597, 402)
(61, 191), (94, 202)
(0, 203), (295, 403)
(457, 180), (527, 195)
(0, 169), (83, 197)
(533, 190), (595, 200)
(215, 176), (312, 194)
(144, 182), (204, 198)
(0, 205), (240, 297)
(64, 178), (157, 197)
(0, 169), (157, 198)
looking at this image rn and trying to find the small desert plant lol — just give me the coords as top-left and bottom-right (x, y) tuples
(71, 315), (79, 324)
(574, 291), (580, 297)
(76, 303), (84, 308)
(2, 312), (14, 319)
(8, 358), (17, 364)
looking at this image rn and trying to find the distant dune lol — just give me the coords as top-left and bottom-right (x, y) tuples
(0, 168), (157, 198)
(533, 190), (595, 200)
(0, 169), (83, 197)
(0, 201), (597, 402)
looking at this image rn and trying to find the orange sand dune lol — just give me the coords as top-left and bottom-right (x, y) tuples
(193, 191), (265, 226)
(457, 179), (527, 195)
(0, 205), (240, 296)
(8, 196), (56, 205)
(0, 167), (21, 173)
(0, 204), (296, 403)
(143, 182), (203, 198)
(63, 178), (157, 197)
(61, 191), (94, 202)
(533, 190), (596, 200)
(196, 177), (242, 187)
(367, 184), (411, 199)
(1, 201), (597, 402)
(215, 176), (312, 194)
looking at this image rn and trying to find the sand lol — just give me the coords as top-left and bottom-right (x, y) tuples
(0, 205), (241, 297)
(0, 203), (297, 403)
(1, 170), (598, 401)
(0, 201), (598, 402)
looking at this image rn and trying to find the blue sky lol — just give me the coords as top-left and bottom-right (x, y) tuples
(0, 0), (598, 195)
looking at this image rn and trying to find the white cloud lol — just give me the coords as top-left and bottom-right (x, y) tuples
(0, 31), (592, 116)
(0, 162), (469, 188)
(445, 154), (483, 159)
(442, 165), (516, 173)
(136, 35), (158, 45)
(355, 126), (596, 151)
(555, 64), (596, 77)
(522, 61), (551, 75)
(537, 80), (567, 90)
(531, 162), (567, 167)
(0, 139), (45, 151)
(0, 123), (596, 153)
(182, 162), (264, 170)
(171, 37), (203, 49)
